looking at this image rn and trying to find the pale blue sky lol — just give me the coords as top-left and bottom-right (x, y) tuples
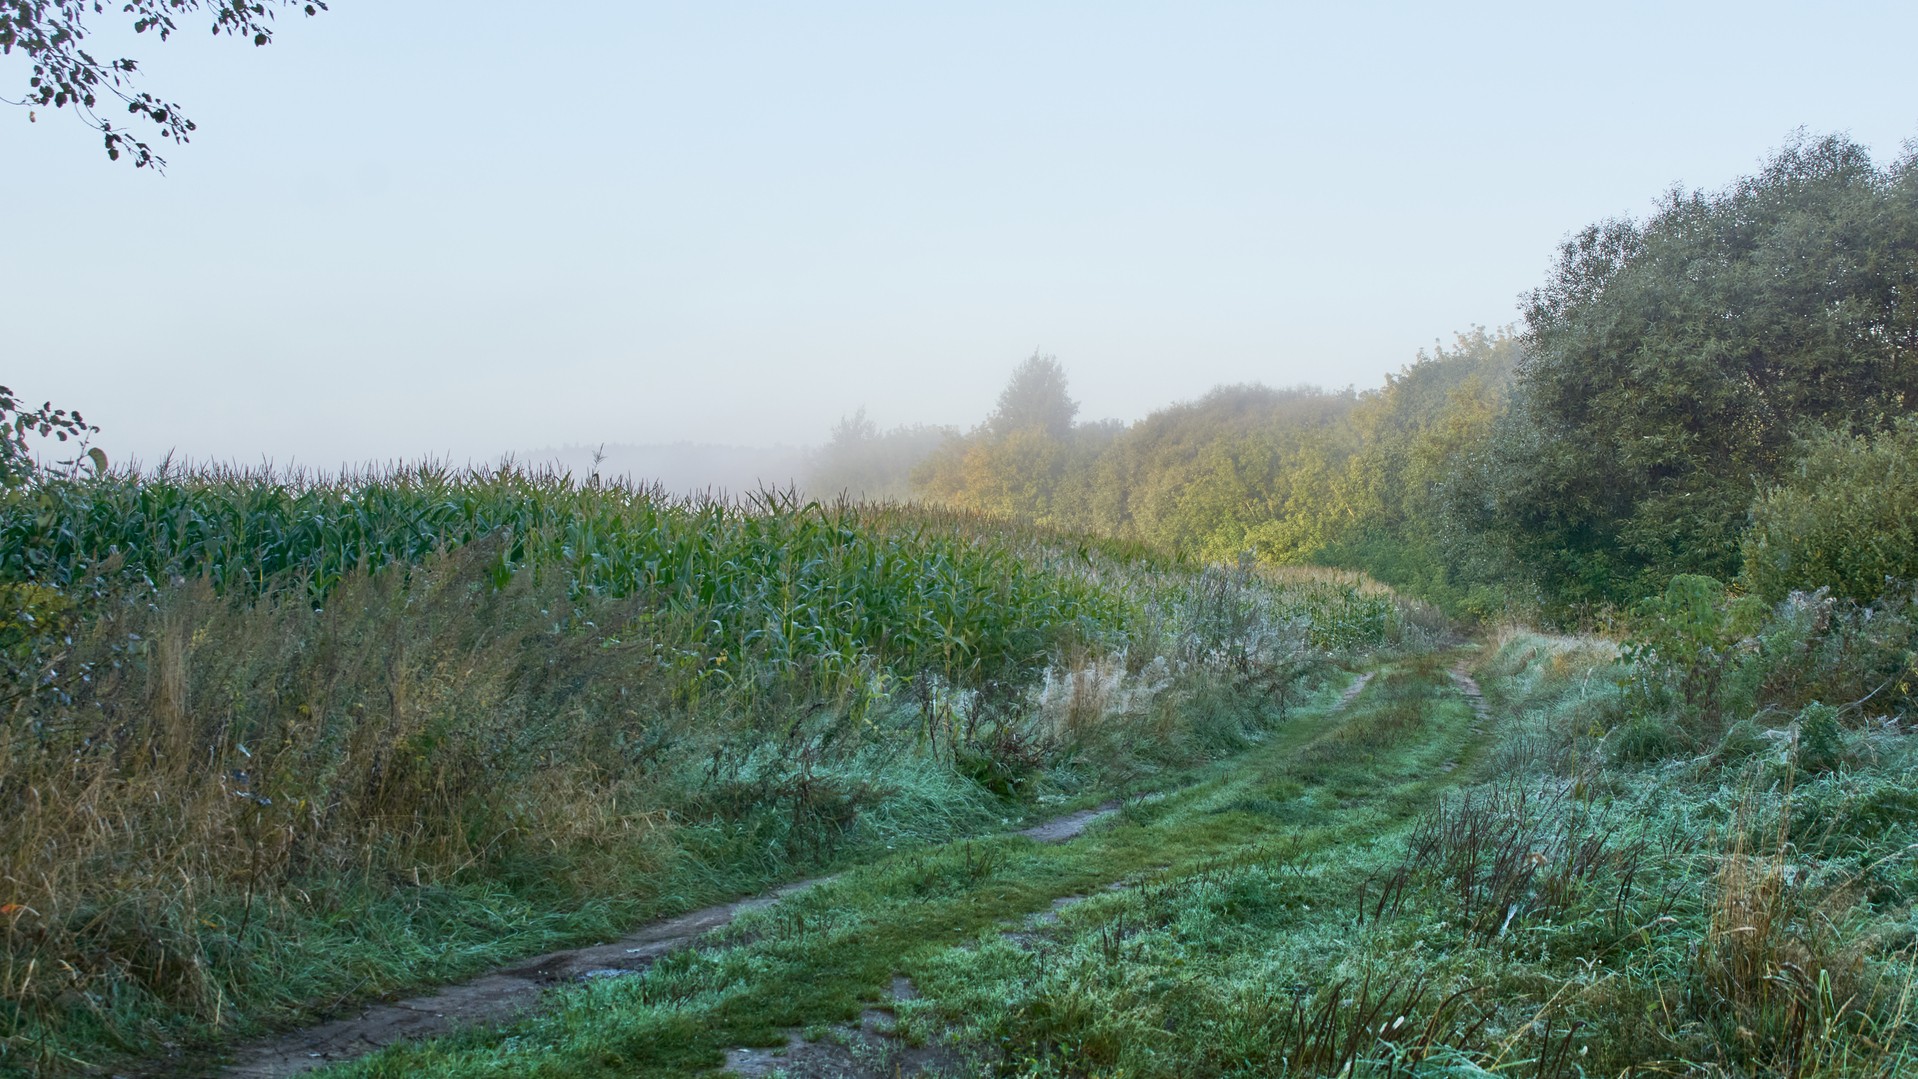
(6, 2), (1915, 469)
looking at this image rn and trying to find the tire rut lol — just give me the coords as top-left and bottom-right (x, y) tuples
(1336, 671), (1374, 709)
(712, 664), (1412, 1077)
(210, 802), (1122, 1077)
(1447, 662), (1491, 730)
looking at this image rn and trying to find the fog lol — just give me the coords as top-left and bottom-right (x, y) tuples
(7, 2), (1916, 488)
(530, 443), (811, 499)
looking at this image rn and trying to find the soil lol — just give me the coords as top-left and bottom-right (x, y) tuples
(1448, 663), (1491, 726)
(1337, 671), (1375, 709)
(721, 975), (969, 1079)
(1012, 801), (1117, 843)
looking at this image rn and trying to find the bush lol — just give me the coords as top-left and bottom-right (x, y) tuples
(1621, 575), (1764, 729)
(1618, 574), (1918, 757)
(1732, 590), (1918, 724)
(1610, 714), (1685, 763)
(1794, 701), (1848, 774)
(1743, 418), (1918, 605)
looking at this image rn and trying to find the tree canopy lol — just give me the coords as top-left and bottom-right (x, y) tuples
(898, 137), (1918, 621)
(986, 354), (1078, 440)
(1478, 133), (1918, 606)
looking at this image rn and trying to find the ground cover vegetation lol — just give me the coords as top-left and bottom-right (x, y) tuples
(0, 433), (1414, 1075)
(327, 632), (1918, 1078)
(938, 627), (1918, 1079)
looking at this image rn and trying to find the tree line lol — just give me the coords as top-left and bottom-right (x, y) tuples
(814, 133), (1918, 619)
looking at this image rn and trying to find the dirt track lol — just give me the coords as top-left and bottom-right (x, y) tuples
(217, 804), (1122, 1077)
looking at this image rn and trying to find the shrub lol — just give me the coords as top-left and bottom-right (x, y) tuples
(1611, 714), (1685, 763)
(1794, 701), (1847, 774)
(1733, 591), (1918, 724)
(1743, 418), (1918, 605)
(1620, 574), (1764, 729)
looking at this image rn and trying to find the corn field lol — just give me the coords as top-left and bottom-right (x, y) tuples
(0, 465), (1135, 697)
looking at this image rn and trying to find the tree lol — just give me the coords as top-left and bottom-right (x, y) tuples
(2, 1), (327, 169)
(1481, 133), (1918, 608)
(985, 353), (1078, 439)
(1319, 330), (1527, 616)
(1112, 385), (1353, 558)
(908, 356), (1088, 523)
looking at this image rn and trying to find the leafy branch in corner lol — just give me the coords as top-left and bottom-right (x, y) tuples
(0, 1), (327, 170)
(1, 384), (101, 486)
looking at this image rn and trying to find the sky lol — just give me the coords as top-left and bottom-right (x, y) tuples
(5, 1), (1916, 471)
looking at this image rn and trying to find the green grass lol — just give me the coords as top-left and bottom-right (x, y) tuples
(317, 656), (1487, 1077)
(317, 637), (1918, 1078)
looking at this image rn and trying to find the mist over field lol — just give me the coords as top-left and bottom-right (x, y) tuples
(528, 442), (811, 498)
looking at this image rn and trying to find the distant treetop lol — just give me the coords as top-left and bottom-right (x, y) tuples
(986, 354), (1079, 440)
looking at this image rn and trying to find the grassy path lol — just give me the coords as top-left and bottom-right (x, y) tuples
(299, 650), (1487, 1078)
(220, 812), (1123, 1077)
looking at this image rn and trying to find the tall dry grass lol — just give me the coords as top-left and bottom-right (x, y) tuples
(2, 546), (688, 1058)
